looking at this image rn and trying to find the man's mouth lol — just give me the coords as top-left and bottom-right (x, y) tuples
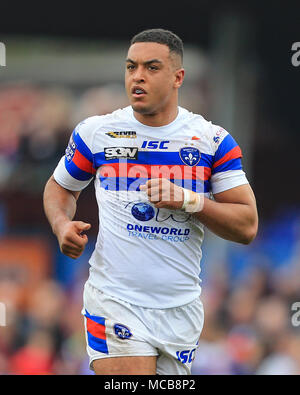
(132, 87), (147, 97)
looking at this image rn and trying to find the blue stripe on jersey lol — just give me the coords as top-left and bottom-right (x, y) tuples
(86, 331), (108, 354)
(94, 151), (214, 167)
(212, 158), (243, 175)
(73, 130), (94, 163)
(64, 157), (93, 181)
(99, 176), (210, 193)
(214, 134), (238, 163)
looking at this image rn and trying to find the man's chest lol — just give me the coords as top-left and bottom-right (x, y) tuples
(92, 128), (214, 194)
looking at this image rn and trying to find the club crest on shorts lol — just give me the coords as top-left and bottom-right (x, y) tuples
(179, 147), (201, 166)
(114, 323), (132, 339)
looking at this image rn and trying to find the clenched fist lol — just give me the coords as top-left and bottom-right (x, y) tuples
(140, 178), (184, 210)
(56, 220), (91, 259)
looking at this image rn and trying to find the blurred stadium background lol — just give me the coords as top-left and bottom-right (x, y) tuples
(1, 1), (300, 375)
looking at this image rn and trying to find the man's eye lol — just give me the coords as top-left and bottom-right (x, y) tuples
(148, 66), (158, 70)
(127, 64), (135, 70)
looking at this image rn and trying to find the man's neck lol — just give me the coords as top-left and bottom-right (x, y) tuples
(133, 106), (179, 127)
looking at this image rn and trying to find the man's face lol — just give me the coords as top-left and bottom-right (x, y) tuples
(125, 42), (183, 115)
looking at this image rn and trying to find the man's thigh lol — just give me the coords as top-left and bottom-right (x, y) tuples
(92, 355), (157, 375)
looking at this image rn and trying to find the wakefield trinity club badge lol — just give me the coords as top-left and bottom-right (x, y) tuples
(179, 147), (201, 166)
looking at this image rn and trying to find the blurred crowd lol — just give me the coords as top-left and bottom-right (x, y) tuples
(0, 82), (129, 193)
(0, 83), (300, 375)
(0, 276), (91, 374)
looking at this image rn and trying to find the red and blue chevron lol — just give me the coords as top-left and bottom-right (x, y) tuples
(84, 310), (108, 354)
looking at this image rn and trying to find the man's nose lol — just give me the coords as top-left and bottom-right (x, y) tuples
(133, 67), (145, 83)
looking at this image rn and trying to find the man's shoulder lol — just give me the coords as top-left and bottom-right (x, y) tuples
(75, 106), (131, 131)
(179, 107), (217, 137)
(179, 108), (234, 154)
(179, 107), (213, 129)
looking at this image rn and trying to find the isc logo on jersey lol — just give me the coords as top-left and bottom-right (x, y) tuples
(104, 147), (138, 160)
(141, 140), (169, 150)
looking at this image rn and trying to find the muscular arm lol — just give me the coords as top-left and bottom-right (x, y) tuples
(43, 175), (91, 259)
(141, 179), (258, 245)
(44, 175), (79, 233)
(193, 184), (258, 244)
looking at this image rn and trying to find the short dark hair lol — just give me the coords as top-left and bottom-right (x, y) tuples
(130, 28), (183, 63)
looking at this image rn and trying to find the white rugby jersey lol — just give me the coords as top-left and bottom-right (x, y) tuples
(53, 106), (248, 308)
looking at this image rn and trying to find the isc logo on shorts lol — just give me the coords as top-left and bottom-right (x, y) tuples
(104, 147), (138, 160)
(176, 348), (196, 364)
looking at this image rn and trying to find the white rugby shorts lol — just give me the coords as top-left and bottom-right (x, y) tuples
(82, 281), (204, 375)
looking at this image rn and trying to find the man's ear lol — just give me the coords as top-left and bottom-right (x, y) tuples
(174, 68), (185, 88)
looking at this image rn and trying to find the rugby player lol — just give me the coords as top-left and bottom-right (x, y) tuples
(43, 28), (258, 375)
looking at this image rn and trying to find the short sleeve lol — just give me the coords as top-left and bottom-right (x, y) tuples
(53, 116), (99, 191)
(210, 131), (248, 194)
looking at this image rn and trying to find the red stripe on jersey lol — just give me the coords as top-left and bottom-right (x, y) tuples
(73, 150), (96, 175)
(99, 163), (211, 181)
(213, 146), (242, 169)
(86, 317), (106, 340)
